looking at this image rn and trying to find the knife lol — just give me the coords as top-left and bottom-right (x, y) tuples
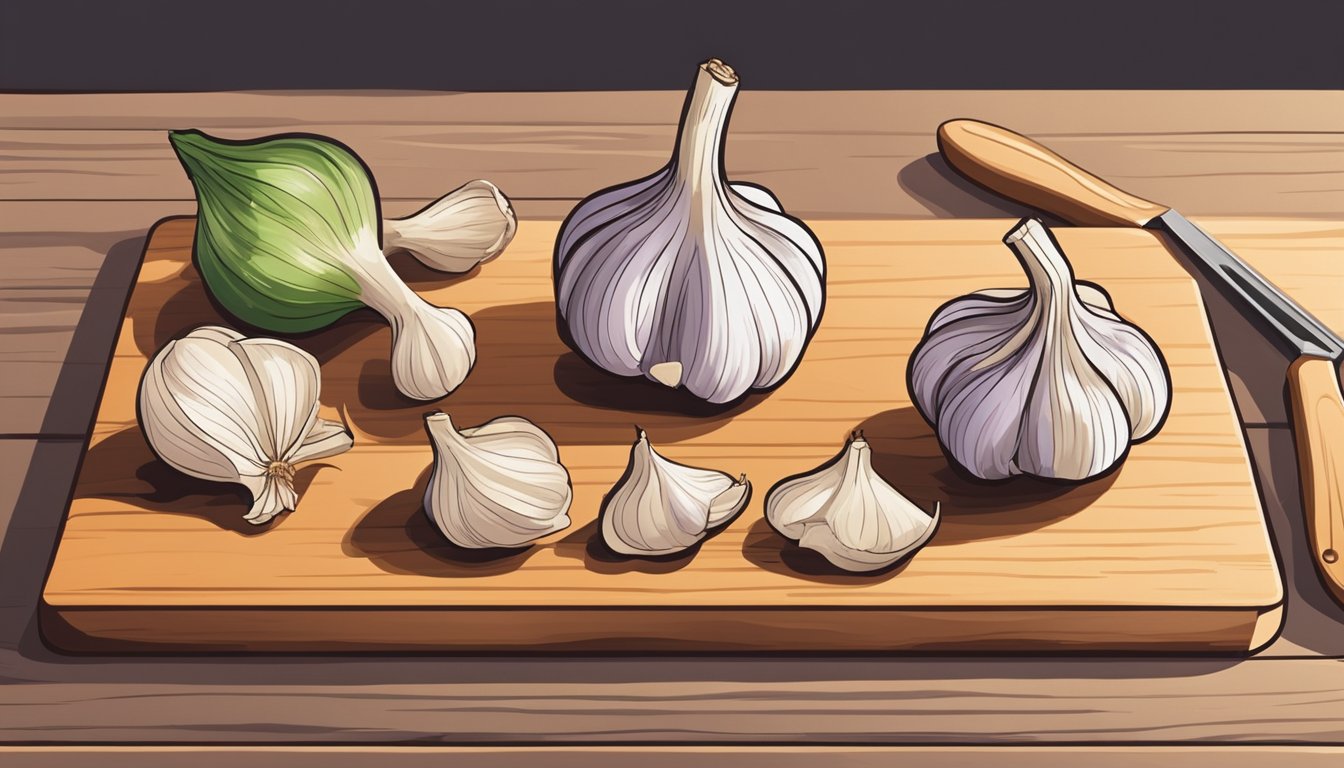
(936, 118), (1344, 605)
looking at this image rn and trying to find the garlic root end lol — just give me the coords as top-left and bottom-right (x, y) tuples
(649, 361), (684, 388)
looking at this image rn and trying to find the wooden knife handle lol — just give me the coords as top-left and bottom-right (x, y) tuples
(937, 119), (1170, 228)
(1288, 355), (1344, 605)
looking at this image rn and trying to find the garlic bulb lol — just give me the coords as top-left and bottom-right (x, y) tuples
(384, 180), (518, 273)
(908, 218), (1172, 482)
(601, 430), (750, 557)
(423, 412), (572, 548)
(169, 130), (476, 401)
(765, 433), (940, 573)
(138, 325), (354, 525)
(554, 58), (826, 404)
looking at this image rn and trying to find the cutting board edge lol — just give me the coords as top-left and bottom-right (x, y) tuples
(39, 600), (1285, 655)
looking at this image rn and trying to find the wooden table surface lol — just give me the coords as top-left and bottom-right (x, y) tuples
(2, 90), (1343, 765)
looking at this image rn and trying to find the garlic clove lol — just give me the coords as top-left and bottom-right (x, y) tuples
(765, 434), (940, 573)
(383, 180), (518, 273)
(554, 59), (826, 404)
(909, 299), (1040, 480)
(908, 218), (1172, 482)
(389, 301), (477, 401)
(229, 337), (326, 460)
(142, 329), (263, 485)
(1072, 298), (1171, 441)
(423, 412), (572, 549)
(600, 430), (750, 557)
(729, 182), (782, 213)
(138, 326), (353, 525)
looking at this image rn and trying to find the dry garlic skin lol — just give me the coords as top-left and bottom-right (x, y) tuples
(423, 413), (573, 549)
(554, 59), (825, 404)
(908, 219), (1171, 482)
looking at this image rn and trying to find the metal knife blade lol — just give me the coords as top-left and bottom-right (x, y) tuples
(1149, 210), (1344, 361)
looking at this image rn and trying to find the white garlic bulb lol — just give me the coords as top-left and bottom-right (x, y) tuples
(601, 430), (750, 557)
(766, 433), (940, 573)
(908, 218), (1172, 482)
(423, 412), (573, 548)
(383, 180), (518, 273)
(138, 325), (354, 525)
(554, 58), (825, 404)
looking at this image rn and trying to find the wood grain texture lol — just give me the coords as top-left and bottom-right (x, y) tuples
(0, 91), (1340, 217)
(0, 430), (1338, 744)
(9, 650), (1344, 744)
(5, 747), (1344, 768)
(39, 217), (1281, 652)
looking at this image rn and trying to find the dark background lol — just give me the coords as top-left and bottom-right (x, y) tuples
(2, 0), (1342, 91)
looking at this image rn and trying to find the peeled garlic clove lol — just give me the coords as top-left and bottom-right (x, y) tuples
(138, 325), (353, 525)
(600, 430), (750, 557)
(169, 130), (477, 401)
(554, 59), (826, 404)
(423, 412), (572, 549)
(383, 180), (518, 273)
(766, 433), (940, 573)
(908, 218), (1171, 482)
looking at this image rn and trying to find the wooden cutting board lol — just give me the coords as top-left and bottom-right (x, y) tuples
(39, 216), (1283, 653)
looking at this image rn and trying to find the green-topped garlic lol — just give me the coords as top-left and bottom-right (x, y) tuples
(553, 58), (826, 404)
(766, 433), (940, 573)
(169, 130), (477, 401)
(138, 326), (353, 525)
(908, 218), (1172, 482)
(600, 430), (750, 557)
(423, 413), (573, 549)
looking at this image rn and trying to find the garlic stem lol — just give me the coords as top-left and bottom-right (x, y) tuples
(675, 58), (738, 204)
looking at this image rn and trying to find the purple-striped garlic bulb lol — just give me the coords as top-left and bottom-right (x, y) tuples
(908, 218), (1171, 483)
(553, 58), (825, 404)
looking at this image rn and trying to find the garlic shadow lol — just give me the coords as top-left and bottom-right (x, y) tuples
(553, 519), (701, 575)
(324, 301), (751, 447)
(136, 262), (223, 358)
(343, 467), (542, 577)
(856, 407), (1119, 546)
(79, 425), (324, 536)
(385, 250), (481, 288)
(552, 351), (772, 420)
(741, 518), (912, 585)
